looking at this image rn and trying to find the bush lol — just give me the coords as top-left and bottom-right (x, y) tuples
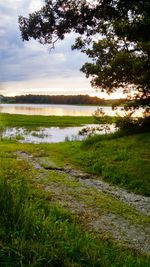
(116, 114), (150, 134)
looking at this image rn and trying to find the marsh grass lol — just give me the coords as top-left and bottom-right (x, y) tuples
(0, 114), (96, 129)
(0, 157), (150, 266)
(38, 132), (150, 196)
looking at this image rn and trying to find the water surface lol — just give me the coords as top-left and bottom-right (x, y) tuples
(1, 124), (116, 144)
(0, 104), (124, 116)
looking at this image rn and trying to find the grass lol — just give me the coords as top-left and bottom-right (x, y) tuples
(35, 166), (150, 226)
(0, 154), (150, 266)
(0, 113), (150, 265)
(0, 113), (104, 129)
(0, 113), (116, 128)
(36, 131), (150, 196)
(0, 112), (149, 196)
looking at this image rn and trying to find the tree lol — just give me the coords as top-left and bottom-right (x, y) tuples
(19, 0), (150, 119)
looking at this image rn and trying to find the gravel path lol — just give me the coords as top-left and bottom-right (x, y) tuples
(18, 151), (150, 216)
(16, 151), (150, 255)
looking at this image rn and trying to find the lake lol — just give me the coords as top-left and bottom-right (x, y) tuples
(1, 124), (116, 143)
(0, 104), (142, 143)
(0, 104), (124, 116)
(0, 104), (143, 116)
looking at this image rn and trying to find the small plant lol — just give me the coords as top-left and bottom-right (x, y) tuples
(93, 107), (114, 124)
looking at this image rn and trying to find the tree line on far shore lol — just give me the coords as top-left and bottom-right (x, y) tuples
(0, 94), (126, 106)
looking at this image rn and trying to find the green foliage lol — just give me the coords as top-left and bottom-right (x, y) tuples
(19, 0), (150, 117)
(115, 114), (150, 134)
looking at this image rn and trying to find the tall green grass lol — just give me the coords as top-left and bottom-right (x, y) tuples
(81, 132), (150, 196)
(0, 114), (96, 129)
(39, 132), (150, 196)
(0, 158), (150, 266)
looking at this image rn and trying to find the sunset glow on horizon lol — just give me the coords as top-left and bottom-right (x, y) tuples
(0, 0), (125, 100)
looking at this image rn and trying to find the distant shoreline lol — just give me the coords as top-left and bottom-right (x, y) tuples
(0, 94), (126, 107)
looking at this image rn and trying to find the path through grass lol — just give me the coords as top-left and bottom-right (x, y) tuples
(0, 138), (150, 266)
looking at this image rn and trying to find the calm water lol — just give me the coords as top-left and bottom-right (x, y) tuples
(1, 124), (116, 144)
(0, 104), (125, 116)
(0, 104), (142, 144)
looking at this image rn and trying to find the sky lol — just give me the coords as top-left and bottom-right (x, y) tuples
(0, 0), (125, 99)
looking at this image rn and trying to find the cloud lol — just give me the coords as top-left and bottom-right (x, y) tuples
(28, 0), (44, 13)
(0, 0), (93, 96)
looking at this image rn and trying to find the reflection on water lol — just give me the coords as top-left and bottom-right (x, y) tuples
(1, 124), (116, 144)
(0, 104), (144, 117)
(0, 104), (125, 116)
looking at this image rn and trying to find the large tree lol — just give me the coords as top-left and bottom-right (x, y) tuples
(19, 0), (150, 116)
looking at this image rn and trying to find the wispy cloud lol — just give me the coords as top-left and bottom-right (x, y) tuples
(0, 1), (125, 99)
(0, 0), (93, 96)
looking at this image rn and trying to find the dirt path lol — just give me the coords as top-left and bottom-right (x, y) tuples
(16, 151), (150, 255)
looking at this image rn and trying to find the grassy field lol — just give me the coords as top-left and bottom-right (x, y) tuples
(0, 114), (150, 266)
(0, 143), (150, 266)
(0, 114), (150, 196)
(0, 113), (115, 128)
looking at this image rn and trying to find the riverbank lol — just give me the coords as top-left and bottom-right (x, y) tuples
(0, 116), (150, 266)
